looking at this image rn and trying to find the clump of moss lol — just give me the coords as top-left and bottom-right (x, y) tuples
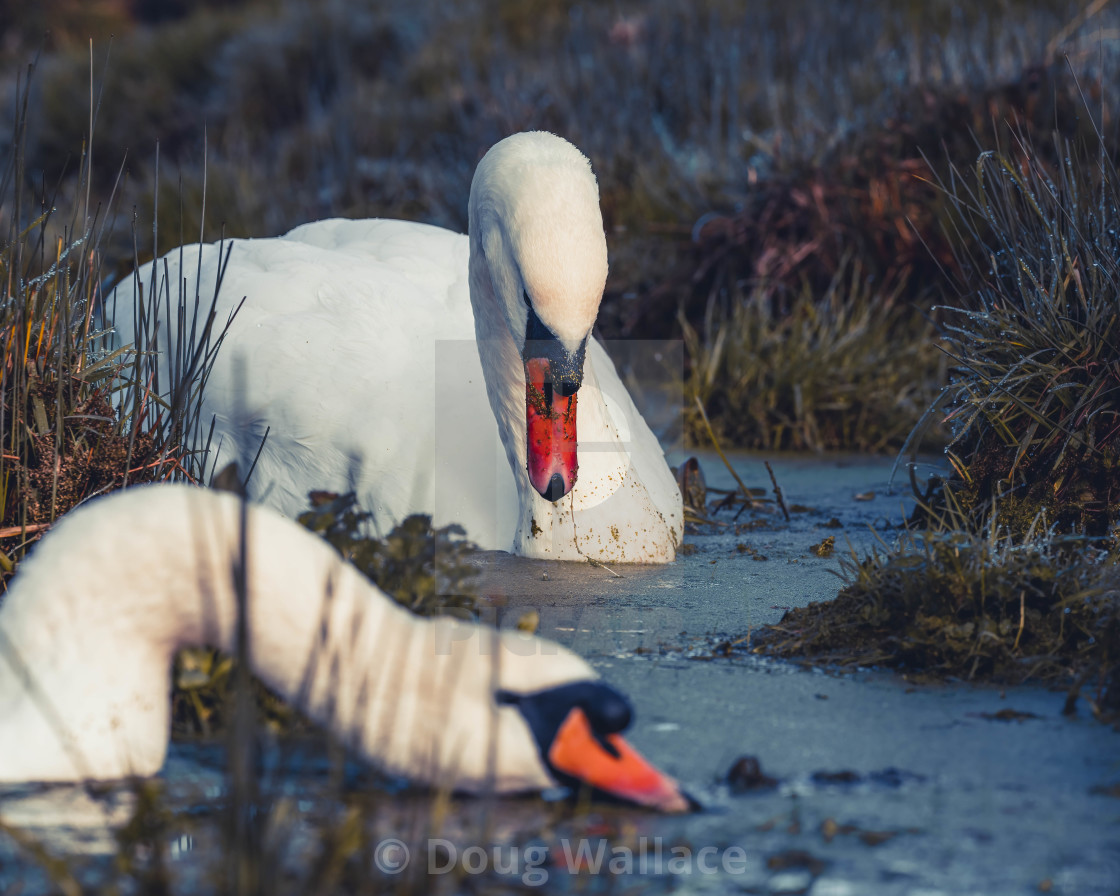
(10, 383), (160, 527)
(755, 529), (1119, 717)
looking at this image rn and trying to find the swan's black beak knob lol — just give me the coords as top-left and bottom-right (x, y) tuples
(544, 473), (567, 502)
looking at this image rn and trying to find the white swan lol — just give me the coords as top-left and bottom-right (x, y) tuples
(0, 485), (689, 810)
(110, 132), (683, 562)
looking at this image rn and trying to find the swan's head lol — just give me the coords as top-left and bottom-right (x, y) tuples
(468, 132), (608, 503)
(497, 680), (694, 813)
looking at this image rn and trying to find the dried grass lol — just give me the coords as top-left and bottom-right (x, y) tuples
(683, 259), (946, 452)
(755, 527), (1120, 719)
(910, 88), (1120, 536)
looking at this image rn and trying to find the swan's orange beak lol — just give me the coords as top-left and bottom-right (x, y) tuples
(548, 707), (692, 813)
(525, 357), (578, 501)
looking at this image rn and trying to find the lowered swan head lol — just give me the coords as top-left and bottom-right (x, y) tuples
(0, 485), (690, 810)
(467, 132), (608, 502)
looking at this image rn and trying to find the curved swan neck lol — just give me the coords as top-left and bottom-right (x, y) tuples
(467, 235), (528, 472)
(0, 486), (592, 786)
(467, 133), (648, 560)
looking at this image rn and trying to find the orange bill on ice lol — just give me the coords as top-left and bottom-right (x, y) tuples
(548, 707), (692, 813)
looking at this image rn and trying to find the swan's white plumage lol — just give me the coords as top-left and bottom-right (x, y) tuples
(0, 485), (596, 786)
(111, 132), (683, 561)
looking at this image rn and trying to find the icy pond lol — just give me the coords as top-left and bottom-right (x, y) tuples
(2, 453), (1118, 895)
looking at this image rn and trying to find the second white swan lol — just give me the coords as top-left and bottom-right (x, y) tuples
(111, 133), (683, 562)
(0, 484), (690, 811)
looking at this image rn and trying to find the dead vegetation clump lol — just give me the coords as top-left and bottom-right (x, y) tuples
(0, 91), (141, 584)
(296, 489), (478, 619)
(909, 128), (1120, 538)
(682, 260), (946, 452)
(677, 54), (1120, 451)
(753, 92), (1120, 701)
(755, 530), (1120, 719)
(664, 58), (1112, 331)
(1, 63), (232, 590)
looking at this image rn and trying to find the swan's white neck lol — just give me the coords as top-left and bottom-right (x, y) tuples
(466, 132), (681, 562)
(0, 486), (592, 785)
